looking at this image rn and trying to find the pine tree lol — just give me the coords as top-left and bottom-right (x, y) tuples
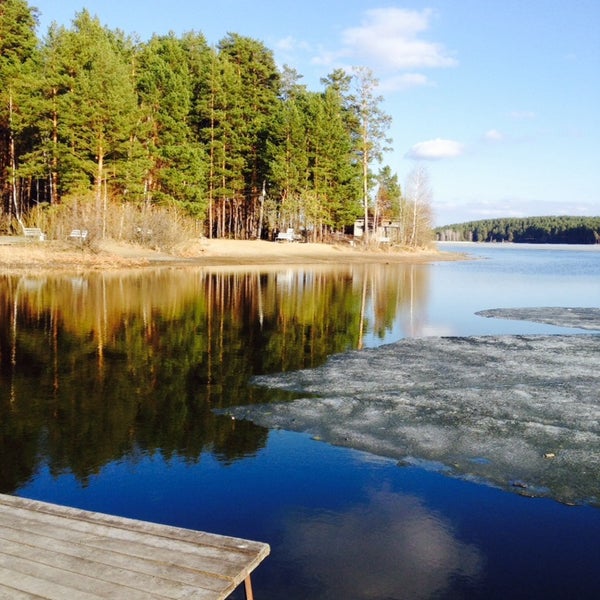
(18, 23), (65, 205)
(216, 34), (280, 238)
(350, 67), (392, 244)
(267, 66), (310, 234)
(0, 0), (39, 223)
(136, 33), (206, 215)
(37, 11), (141, 235)
(314, 80), (361, 234)
(0, 8), (404, 241)
(195, 46), (246, 238)
(375, 165), (403, 241)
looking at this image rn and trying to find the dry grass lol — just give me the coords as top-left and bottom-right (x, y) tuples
(0, 236), (459, 275)
(9, 197), (202, 252)
(0, 240), (151, 273)
(2, 198), (456, 273)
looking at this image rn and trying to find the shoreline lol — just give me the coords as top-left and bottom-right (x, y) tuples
(0, 237), (461, 274)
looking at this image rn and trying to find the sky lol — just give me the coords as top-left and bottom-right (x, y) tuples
(31, 0), (600, 226)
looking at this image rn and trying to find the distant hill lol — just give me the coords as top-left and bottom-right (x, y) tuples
(435, 216), (600, 244)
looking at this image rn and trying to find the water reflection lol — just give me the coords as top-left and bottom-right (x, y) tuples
(278, 488), (482, 600)
(0, 264), (428, 493)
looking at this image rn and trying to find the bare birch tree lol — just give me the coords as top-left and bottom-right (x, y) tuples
(405, 164), (433, 247)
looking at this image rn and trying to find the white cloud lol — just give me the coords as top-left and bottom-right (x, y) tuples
(310, 47), (341, 67)
(483, 129), (504, 142)
(275, 36), (296, 52)
(305, 8), (456, 88)
(340, 8), (457, 70)
(379, 72), (434, 92)
(406, 138), (465, 160)
(275, 36), (312, 53)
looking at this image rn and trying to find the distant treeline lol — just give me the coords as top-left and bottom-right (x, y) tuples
(435, 216), (600, 244)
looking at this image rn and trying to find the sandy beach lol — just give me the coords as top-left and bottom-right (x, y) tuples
(0, 236), (455, 273)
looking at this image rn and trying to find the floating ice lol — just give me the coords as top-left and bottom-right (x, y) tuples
(476, 306), (600, 331)
(230, 308), (600, 506)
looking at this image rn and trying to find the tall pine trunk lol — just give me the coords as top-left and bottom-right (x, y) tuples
(95, 141), (105, 238)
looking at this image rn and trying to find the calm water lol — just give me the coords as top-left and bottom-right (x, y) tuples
(1, 243), (599, 599)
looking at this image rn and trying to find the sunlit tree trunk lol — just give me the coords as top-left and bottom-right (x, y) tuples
(50, 88), (59, 204)
(8, 90), (20, 224)
(351, 67), (392, 246)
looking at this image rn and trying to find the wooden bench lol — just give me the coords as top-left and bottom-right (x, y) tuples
(69, 229), (88, 241)
(22, 227), (46, 241)
(276, 228), (295, 242)
(0, 493), (270, 600)
(276, 228), (302, 242)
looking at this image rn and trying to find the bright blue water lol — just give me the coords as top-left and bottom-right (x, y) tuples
(427, 243), (599, 337)
(15, 244), (600, 599)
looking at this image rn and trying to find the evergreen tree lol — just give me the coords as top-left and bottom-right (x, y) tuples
(216, 34), (280, 238)
(0, 6), (406, 242)
(436, 216), (600, 244)
(136, 33), (206, 214)
(375, 165), (403, 240)
(195, 46), (246, 238)
(375, 166), (402, 220)
(0, 0), (39, 223)
(18, 23), (65, 205)
(350, 67), (392, 244)
(308, 83), (360, 237)
(268, 69), (360, 240)
(267, 66), (310, 234)
(32, 11), (142, 235)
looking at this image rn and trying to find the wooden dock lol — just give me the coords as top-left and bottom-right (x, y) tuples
(0, 493), (270, 599)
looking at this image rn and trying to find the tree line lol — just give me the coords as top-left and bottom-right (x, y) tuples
(435, 216), (600, 244)
(0, 0), (432, 244)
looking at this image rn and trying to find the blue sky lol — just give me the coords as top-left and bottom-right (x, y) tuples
(32, 0), (599, 226)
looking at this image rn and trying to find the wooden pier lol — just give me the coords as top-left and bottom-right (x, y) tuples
(0, 493), (269, 599)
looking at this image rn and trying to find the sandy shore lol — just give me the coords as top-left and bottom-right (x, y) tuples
(0, 236), (457, 273)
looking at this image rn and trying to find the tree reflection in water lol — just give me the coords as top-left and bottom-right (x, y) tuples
(0, 264), (428, 493)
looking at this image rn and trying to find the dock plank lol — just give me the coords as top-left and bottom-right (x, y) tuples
(0, 541), (204, 600)
(0, 494), (270, 599)
(0, 509), (246, 579)
(0, 520), (226, 594)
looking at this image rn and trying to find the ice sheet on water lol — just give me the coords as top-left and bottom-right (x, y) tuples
(476, 306), (600, 331)
(229, 308), (600, 506)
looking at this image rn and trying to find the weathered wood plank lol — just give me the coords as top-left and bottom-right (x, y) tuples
(0, 509), (247, 578)
(0, 552), (169, 600)
(0, 582), (49, 600)
(0, 522), (226, 594)
(0, 494), (270, 599)
(0, 540), (211, 600)
(4, 495), (264, 554)
(0, 564), (104, 600)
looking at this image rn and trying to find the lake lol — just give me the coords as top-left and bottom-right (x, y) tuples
(1, 243), (599, 599)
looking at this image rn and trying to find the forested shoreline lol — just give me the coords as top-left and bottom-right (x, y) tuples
(435, 216), (600, 244)
(0, 0), (435, 244)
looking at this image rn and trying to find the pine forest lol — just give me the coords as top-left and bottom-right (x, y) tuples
(0, 1), (433, 244)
